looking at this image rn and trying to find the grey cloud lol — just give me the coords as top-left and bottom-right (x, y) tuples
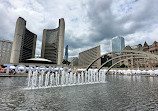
(0, 4), (15, 41)
(0, 0), (158, 57)
(86, 0), (158, 44)
(64, 32), (98, 50)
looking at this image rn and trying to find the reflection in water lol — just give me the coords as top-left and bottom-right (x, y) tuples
(0, 75), (158, 110)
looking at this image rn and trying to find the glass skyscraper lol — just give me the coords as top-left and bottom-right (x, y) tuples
(64, 45), (68, 61)
(110, 36), (125, 51)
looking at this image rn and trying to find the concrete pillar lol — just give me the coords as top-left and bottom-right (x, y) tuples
(97, 45), (101, 68)
(41, 29), (47, 58)
(32, 34), (37, 58)
(131, 57), (134, 68)
(10, 17), (26, 63)
(112, 53), (118, 68)
(57, 18), (65, 65)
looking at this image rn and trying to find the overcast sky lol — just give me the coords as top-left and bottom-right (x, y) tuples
(0, 0), (158, 57)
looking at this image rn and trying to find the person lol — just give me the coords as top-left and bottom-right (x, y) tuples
(13, 70), (16, 75)
(0, 67), (4, 73)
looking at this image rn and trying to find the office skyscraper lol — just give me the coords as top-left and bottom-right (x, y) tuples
(110, 36), (125, 67)
(64, 45), (68, 61)
(10, 17), (37, 63)
(110, 36), (125, 51)
(41, 18), (65, 65)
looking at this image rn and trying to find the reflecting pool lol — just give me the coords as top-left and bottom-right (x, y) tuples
(0, 75), (158, 111)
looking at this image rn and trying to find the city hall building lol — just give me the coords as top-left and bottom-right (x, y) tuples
(10, 17), (37, 63)
(41, 18), (65, 65)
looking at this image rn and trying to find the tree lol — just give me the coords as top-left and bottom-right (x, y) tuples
(62, 59), (70, 65)
(120, 64), (127, 68)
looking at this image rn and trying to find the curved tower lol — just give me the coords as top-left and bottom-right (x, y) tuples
(41, 18), (65, 65)
(58, 18), (65, 65)
(10, 17), (37, 63)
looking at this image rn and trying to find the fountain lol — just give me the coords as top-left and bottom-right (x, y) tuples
(26, 68), (158, 90)
(26, 69), (107, 89)
(127, 69), (132, 75)
(148, 70), (154, 76)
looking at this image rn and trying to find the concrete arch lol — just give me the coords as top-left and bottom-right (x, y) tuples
(105, 56), (158, 74)
(86, 50), (158, 70)
(98, 53), (148, 71)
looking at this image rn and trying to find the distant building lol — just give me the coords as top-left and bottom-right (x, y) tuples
(149, 41), (158, 54)
(10, 17), (37, 63)
(110, 36), (125, 51)
(68, 57), (74, 62)
(0, 40), (12, 63)
(64, 45), (68, 61)
(132, 44), (143, 51)
(143, 41), (149, 52)
(120, 41), (158, 68)
(148, 41), (158, 67)
(41, 18), (65, 65)
(110, 36), (125, 67)
(78, 45), (101, 68)
(69, 57), (78, 66)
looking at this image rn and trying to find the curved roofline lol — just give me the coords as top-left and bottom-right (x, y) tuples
(25, 27), (37, 36)
(26, 58), (52, 62)
(44, 27), (59, 31)
(18, 17), (26, 22)
(79, 45), (100, 54)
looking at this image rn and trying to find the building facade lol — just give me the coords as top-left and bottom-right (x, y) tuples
(0, 40), (12, 63)
(149, 41), (158, 55)
(64, 45), (68, 61)
(69, 57), (78, 66)
(41, 18), (65, 65)
(110, 36), (125, 51)
(78, 45), (101, 68)
(10, 17), (37, 63)
(120, 41), (158, 68)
